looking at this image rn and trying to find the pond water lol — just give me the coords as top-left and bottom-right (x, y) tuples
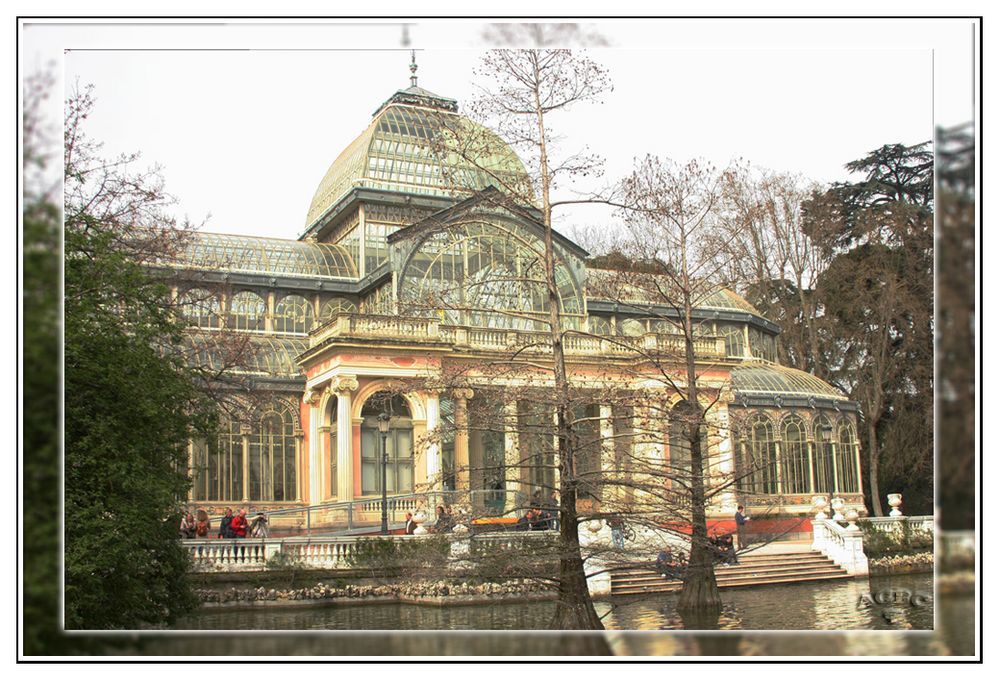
(177, 573), (935, 632)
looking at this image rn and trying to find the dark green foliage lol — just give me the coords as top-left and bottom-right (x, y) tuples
(346, 536), (452, 575)
(60, 86), (214, 630)
(857, 520), (933, 558)
(803, 141), (934, 518)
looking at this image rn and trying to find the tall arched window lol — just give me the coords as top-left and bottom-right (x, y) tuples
(398, 219), (585, 331)
(812, 414), (836, 494)
(229, 291), (266, 331)
(836, 419), (860, 493)
(320, 297), (357, 323)
(191, 415), (243, 501)
(780, 415), (811, 494)
(180, 288), (221, 329)
(588, 316), (612, 336)
(273, 294), (314, 334)
(719, 324), (745, 358)
(743, 414), (778, 495)
(248, 403), (298, 502)
(360, 393), (413, 495)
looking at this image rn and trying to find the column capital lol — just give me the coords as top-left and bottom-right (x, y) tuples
(453, 387), (475, 401)
(303, 388), (322, 406)
(332, 374), (359, 395)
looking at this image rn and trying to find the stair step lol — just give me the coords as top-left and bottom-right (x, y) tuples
(611, 571), (852, 596)
(611, 560), (837, 580)
(612, 567), (847, 588)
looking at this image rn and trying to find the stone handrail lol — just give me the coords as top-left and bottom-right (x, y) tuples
(309, 313), (726, 360)
(183, 530), (558, 572)
(812, 518), (869, 575)
(862, 515), (934, 533)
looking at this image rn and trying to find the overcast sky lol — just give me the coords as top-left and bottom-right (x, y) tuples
(20, 19), (976, 243)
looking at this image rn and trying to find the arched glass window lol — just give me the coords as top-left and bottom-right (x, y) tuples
(749, 328), (777, 362)
(228, 291), (266, 331)
(619, 318), (645, 337)
(191, 415), (243, 501)
(248, 403), (298, 502)
(360, 393), (413, 495)
(743, 414), (778, 495)
(398, 218), (584, 330)
(273, 294), (314, 334)
(588, 316), (612, 336)
(320, 297), (357, 322)
(719, 323), (745, 358)
(572, 404), (602, 501)
(780, 415), (811, 494)
(180, 288), (221, 329)
(836, 419), (860, 493)
(812, 414), (837, 494)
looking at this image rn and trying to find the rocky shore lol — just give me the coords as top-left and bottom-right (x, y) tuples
(196, 578), (555, 609)
(868, 551), (933, 575)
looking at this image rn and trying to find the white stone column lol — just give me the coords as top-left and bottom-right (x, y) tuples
(599, 405), (615, 506)
(715, 402), (737, 514)
(425, 390), (442, 491)
(305, 388), (322, 505)
(333, 376), (358, 502)
(504, 400), (520, 507)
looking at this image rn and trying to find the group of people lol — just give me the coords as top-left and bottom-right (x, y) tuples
(179, 508), (270, 539)
(516, 506), (555, 531)
(654, 546), (687, 579)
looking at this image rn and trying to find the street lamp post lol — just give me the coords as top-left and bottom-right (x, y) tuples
(378, 412), (391, 535)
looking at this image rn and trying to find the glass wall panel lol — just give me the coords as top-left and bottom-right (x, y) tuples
(743, 415), (778, 494)
(180, 288), (221, 329)
(719, 323), (745, 358)
(229, 291), (266, 331)
(780, 415), (811, 494)
(273, 294), (314, 334)
(813, 415), (837, 494)
(836, 419), (860, 493)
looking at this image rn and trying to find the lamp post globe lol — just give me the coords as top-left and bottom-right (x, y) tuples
(378, 412), (391, 534)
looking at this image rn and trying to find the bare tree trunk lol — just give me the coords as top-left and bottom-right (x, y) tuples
(530, 55), (603, 629)
(677, 279), (722, 613)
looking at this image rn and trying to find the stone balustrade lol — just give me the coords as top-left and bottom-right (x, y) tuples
(811, 518), (869, 575)
(309, 313), (727, 360)
(183, 530), (558, 573)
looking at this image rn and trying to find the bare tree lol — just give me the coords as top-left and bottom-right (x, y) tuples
(612, 155), (732, 612)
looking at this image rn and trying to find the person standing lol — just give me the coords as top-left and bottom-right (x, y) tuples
(218, 508), (234, 539)
(608, 515), (625, 549)
(735, 505), (751, 551)
(179, 512), (196, 539)
(231, 509), (249, 539)
(404, 512), (417, 535)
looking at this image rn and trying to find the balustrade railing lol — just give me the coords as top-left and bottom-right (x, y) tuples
(183, 530), (557, 572)
(310, 313), (726, 360)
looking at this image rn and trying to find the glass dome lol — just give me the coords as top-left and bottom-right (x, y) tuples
(304, 100), (533, 230)
(731, 363), (847, 400)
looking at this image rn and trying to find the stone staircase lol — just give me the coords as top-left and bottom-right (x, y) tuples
(609, 550), (851, 596)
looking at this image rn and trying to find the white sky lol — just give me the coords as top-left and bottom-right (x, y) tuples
(20, 18), (976, 243)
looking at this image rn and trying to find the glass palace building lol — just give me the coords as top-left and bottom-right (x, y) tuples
(163, 75), (864, 528)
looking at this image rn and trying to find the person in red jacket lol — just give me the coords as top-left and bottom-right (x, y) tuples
(231, 508), (249, 538)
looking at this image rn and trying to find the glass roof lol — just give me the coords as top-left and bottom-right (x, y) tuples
(188, 335), (307, 378)
(170, 232), (358, 280)
(731, 364), (847, 400)
(304, 103), (533, 230)
(586, 269), (761, 316)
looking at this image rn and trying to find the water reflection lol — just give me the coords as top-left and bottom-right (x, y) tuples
(178, 574), (934, 633)
(598, 574), (933, 631)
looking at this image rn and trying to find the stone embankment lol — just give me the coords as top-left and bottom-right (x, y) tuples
(196, 578), (554, 609)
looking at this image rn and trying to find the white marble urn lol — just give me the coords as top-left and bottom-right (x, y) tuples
(831, 497), (846, 521)
(412, 510), (428, 535)
(887, 493), (903, 517)
(811, 495), (829, 520)
(845, 507), (860, 530)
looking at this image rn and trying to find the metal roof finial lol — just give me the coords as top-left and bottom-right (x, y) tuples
(409, 49), (418, 87)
